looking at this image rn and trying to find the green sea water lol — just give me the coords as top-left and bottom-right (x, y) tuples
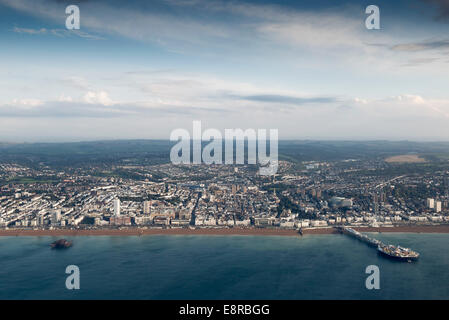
(0, 233), (448, 299)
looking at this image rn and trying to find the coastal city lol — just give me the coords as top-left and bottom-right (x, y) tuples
(1, 154), (449, 232)
(3, 0), (449, 304)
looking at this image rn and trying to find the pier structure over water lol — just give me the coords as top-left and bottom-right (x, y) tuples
(337, 226), (420, 261)
(338, 227), (382, 247)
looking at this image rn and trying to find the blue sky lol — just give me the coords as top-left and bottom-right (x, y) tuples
(1, 0), (449, 141)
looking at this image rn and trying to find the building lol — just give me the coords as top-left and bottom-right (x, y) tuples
(254, 217), (275, 226)
(134, 216), (153, 225)
(143, 200), (151, 215)
(435, 201), (442, 213)
(176, 208), (191, 220)
(51, 209), (61, 225)
(427, 198), (435, 209)
(150, 207), (176, 224)
(114, 199), (121, 217)
(110, 216), (131, 226)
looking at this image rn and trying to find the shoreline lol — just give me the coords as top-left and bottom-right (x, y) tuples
(0, 225), (449, 237)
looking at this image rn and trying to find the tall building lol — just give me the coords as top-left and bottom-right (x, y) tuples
(374, 203), (379, 215)
(435, 201), (442, 213)
(380, 191), (386, 203)
(51, 209), (61, 225)
(427, 198), (435, 209)
(114, 199), (121, 217)
(445, 176), (449, 197)
(38, 215), (44, 226)
(143, 200), (151, 215)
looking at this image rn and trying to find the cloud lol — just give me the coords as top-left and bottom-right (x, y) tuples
(13, 26), (104, 40)
(351, 94), (449, 118)
(3, 0), (446, 75)
(1, 0), (390, 55)
(10, 98), (44, 107)
(2, 90), (448, 121)
(3, 0), (230, 47)
(13, 27), (47, 34)
(2, 0), (449, 140)
(230, 94), (338, 105)
(58, 94), (73, 102)
(393, 94), (426, 104)
(391, 39), (449, 52)
(83, 91), (114, 106)
(402, 57), (440, 67)
(62, 76), (91, 90)
(1, 91), (449, 141)
(0, 95), (228, 118)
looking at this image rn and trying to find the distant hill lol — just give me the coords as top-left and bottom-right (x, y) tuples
(0, 140), (173, 168)
(1, 139), (449, 168)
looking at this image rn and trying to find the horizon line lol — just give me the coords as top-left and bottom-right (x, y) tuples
(3, 138), (449, 145)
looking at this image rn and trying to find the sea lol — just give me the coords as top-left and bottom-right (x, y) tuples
(0, 233), (448, 299)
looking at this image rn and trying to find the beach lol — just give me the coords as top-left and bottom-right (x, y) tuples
(1, 225), (449, 237)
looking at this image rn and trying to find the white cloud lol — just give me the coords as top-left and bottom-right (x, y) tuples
(13, 26), (103, 40)
(83, 91), (114, 106)
(58, 94), (73, 102)
(13, 27), (47, 34)
(63, 76), (91, 91)
(10, 98), (43, 107)
(394, 94), (425, 104)
(2, 91), (449, 141)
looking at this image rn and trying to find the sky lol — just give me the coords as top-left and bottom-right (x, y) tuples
(1, 0), (449, 142)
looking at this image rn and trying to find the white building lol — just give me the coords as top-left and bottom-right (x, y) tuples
(143, 201), (151, 215)
(435, 201), (442, 213)
(114, 199), (121, 217)
(235, 219), (251, 227)
(51, 209), (61, 225)
(427, 198), (435, 209)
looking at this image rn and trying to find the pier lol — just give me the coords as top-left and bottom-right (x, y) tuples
(337, 226), (420, 261)
(338, 227), (382, 247)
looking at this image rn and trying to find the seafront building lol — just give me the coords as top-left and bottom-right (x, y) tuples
(114, 199), (121, 217)
(427, 198), (435, 209)
(435, 201), (442, 213)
